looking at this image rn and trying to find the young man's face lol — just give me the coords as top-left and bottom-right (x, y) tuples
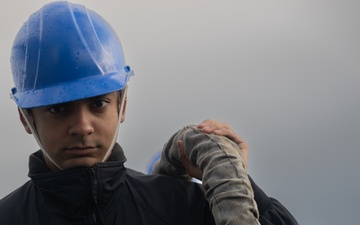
(21, 92), (125, 171)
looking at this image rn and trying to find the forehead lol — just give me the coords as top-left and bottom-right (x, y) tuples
(33, 92), (119, 109)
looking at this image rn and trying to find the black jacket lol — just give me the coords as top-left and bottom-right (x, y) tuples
(0, 144), (298, 225)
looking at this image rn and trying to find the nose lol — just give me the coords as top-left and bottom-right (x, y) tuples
(68, 107), (94, 137)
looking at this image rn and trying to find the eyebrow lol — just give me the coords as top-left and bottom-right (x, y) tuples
(87, 94), (108, 101)
(44, 94), (112, 109)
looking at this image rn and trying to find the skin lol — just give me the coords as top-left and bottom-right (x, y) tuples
(178, 119), (249, 180)
(19, 92), (126, 171)
(19, 92), (245, 175)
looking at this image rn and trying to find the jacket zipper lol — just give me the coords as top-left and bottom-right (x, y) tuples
(90, 167), (99, 225)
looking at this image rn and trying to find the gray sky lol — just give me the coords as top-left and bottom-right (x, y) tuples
(1, 1), (359, 224)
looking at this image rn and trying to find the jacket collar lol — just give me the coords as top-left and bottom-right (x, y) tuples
(26, 143), (128, 215)
(28, 143), (127, 175)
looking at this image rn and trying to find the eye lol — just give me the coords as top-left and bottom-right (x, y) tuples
(92, 99), (109, 109)
(47, 105), (66, 114)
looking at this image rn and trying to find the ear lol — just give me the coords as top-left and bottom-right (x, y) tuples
(120, 96), (127, 123)
(18, 108), (32, 134)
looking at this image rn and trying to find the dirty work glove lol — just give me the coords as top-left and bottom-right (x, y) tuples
(152, 125), (260, 225)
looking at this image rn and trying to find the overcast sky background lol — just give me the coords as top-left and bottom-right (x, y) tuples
(1, 1), (359, 224)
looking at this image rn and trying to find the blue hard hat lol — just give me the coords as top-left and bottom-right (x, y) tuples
(10, 1), (133, 108)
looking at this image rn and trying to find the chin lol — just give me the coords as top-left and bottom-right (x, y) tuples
(62, 158), (102, 170)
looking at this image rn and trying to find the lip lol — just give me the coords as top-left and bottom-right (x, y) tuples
(66, 146), (96, 150)
(65, 146), (97, 155)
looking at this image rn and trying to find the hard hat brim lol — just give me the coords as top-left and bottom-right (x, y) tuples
(12, 70), (133, 109)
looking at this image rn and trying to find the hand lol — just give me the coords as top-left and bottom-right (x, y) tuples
(197, 119), (249, 171)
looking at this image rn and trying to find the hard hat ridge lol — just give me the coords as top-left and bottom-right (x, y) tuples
(10, 1), (133, 108)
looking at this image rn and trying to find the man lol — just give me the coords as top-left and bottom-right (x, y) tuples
(0, 1), (298, 225)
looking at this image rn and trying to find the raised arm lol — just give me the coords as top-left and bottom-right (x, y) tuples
(153, 124), (260, 225)
(153, 119), (299, 225)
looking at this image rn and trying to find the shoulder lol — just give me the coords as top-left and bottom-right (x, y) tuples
(0, 181), (35, 224)
(126, 168), (204, 197)
(0, 180), (33, 206)
(123, 168), (214, 225)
